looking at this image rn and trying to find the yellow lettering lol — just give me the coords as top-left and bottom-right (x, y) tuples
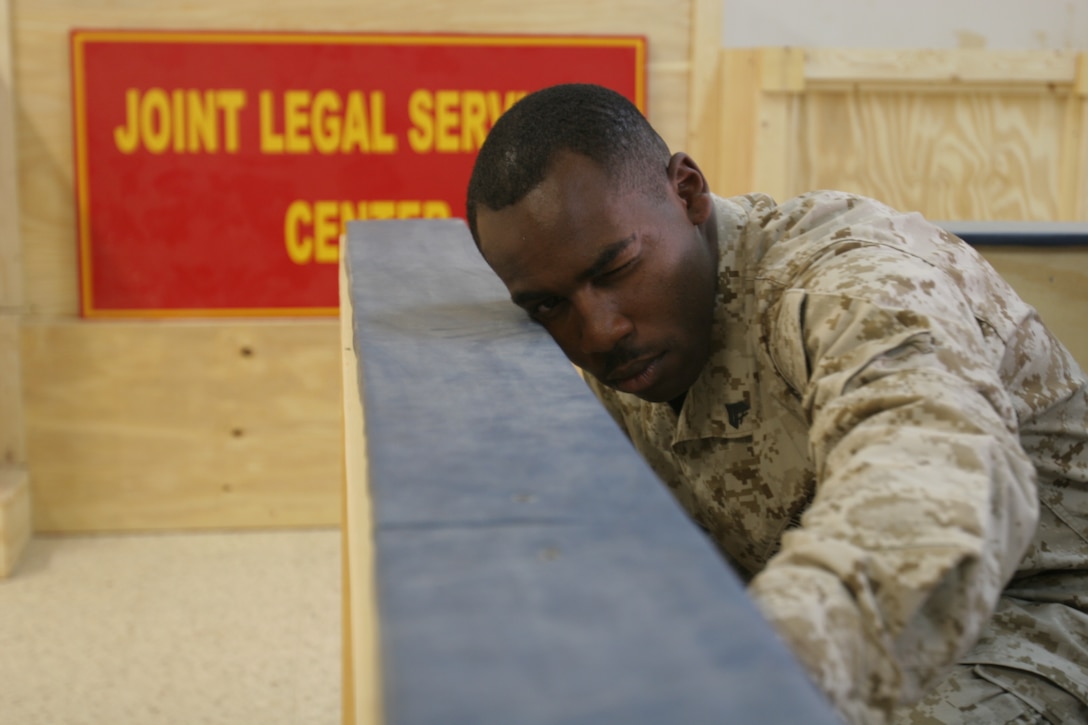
(407, 90), (433, 153)
(423, 200), (451, 218)
(435, 90), (459, 153)
(460, 91), (487, 152)
(114, 88), (141, 153)
(171, 90), (185, 152)
(313, 200), (340, 263)
(260, 91), (284, 153)
(284, 90), (312, 153)
(186, 90), (217, 152)
(487, 91), (504, 129)
(341, 92), (371, 153)
(114, 88), (247, 154)
(312, 90), (342, 155)
(218, 90), (246, 153)
(408, 89), (526, 154)
(369, 201), (396, 220)
(369, 91), (396, 153)
(139, 88), (171, 154)
(285, 200), (313, 264)
(340, 201), (358, 224)
(286, 200), (452, 263)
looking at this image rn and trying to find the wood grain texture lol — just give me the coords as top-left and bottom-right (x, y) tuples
(0, 0), (20, 310)
(0, 467), (30, 578)
(22, 320), (343, 531)
(339, 254), (382, 725)
(1, 0), (25, 467)
(0, 313), (23, 465)
(715, 48), (760, 197)
(714, 48), (1086, 224)
(804, 48), (1079, 86)
(798, 90), (1073, 221)
(714, 48), (803, 200)
(685, 0), (721, 170)
(0, 0), (29, 576)
(12, 0), (692, 317)
(1072, 55), (1088, 220)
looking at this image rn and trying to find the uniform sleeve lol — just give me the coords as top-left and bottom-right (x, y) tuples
(748, 244), (1040, 723)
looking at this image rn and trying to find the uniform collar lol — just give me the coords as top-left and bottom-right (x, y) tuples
(673, 195), (758, 445)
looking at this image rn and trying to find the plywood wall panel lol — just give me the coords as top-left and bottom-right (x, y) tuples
(0, 0), (20, 310)
(13, 0), (692, 317)
(22, 320), (342, 531)
(714, 47), (1087, 372)
(11, 0), (698, 531)
(0, 468), (31, 577)
(798, 90), (1072, 222)
(0, 314), (22, 465)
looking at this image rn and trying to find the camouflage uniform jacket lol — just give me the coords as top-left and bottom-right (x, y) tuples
(586, 191), (1088, 723)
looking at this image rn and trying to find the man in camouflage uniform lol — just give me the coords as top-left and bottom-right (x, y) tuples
(466, 84), (1088, 724)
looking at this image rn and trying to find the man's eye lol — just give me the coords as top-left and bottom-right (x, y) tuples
(599, 259), (634, 282)
(530, 297), (563, 320)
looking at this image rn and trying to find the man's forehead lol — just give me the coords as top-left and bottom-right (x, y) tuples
(523, 174), (566, 217)
(516, 156), (609, 225)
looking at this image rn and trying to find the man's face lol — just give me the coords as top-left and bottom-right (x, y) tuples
(476, 151), (718, 404)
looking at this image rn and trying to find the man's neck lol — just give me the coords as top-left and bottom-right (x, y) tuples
(668, 393), (686, 416)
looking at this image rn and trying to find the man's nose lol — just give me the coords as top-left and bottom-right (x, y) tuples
(573, 292), (632, 355)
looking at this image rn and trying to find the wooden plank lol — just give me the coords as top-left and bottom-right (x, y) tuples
(22, 320), (342, 531)
(12, 0), (693, 317)
(342, 218), (840, 724)
(716, 48), (803, 200)
(0, 0), (22, 465)
(1059, 87), (1083, 221)
(0, 0), (29, 578)
(804, 48), (1079, 86)
(1073, 53), (1088, 220)
(339, 253), (383, 725)
(715, 48), (760, 196)
(753, 49), (803, 202)
(685, 0), (721, 177)
(760, 46), (805, 92)
(0, 313), (21, 466)
(0, 467), (30, 578)
(0, 0), (20, 310)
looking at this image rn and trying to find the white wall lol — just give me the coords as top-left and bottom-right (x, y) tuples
(722, 0), (1088, 49)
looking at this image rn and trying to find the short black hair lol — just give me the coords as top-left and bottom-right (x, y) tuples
(465, 83), (671, 245)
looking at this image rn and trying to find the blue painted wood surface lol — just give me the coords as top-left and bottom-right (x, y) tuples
(937, 220), (1088, 247)
(344, 218), (841, 725)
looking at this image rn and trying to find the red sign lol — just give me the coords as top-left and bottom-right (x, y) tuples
(71, 31), (646, 317)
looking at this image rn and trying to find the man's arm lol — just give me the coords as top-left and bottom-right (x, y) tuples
(751, 243), (1039, 723)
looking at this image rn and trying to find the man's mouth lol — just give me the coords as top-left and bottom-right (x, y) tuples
(606, 352), (666, 396)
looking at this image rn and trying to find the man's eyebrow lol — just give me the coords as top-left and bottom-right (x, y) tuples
(510, 235), (635, 309)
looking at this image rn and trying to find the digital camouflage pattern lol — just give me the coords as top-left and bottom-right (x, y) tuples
(586, 191), (1088, 724)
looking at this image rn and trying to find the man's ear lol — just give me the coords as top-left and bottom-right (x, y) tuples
(667, 152), (713, 225)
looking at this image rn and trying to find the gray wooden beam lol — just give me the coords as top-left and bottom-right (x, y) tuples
(340, 218), (839, 725)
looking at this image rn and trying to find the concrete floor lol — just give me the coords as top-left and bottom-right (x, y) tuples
(0, 529), (340, 725)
